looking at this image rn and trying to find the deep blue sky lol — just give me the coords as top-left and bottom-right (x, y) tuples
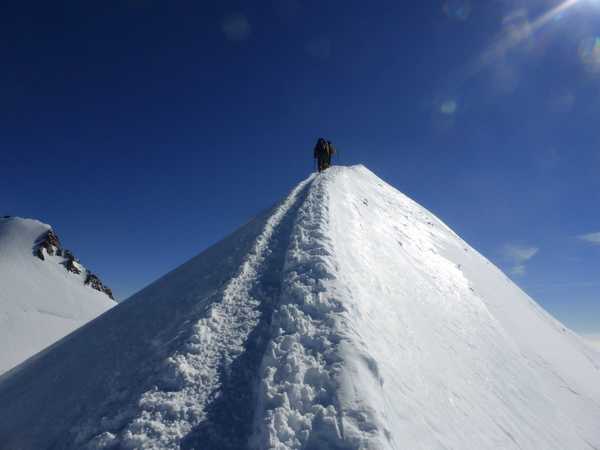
(2, 0), (599, 335)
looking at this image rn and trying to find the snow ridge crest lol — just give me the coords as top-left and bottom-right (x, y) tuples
(252, 169), (387, 450)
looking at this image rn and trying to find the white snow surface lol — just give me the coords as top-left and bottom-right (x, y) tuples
(0, 166), (599, 450)
(0, 217), (116, 374)
(584, 335), (600, 352)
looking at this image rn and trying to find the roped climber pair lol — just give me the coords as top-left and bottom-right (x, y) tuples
(313, 138), (336, 173)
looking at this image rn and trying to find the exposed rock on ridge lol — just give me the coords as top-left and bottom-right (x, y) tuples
(34, 229), (114, 300)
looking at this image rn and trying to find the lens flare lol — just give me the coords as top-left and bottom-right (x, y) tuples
(578, 36), (600, 72)
(499, 0), (580, 52)
(460, 0), (582, 81)
(529, 0), (580, 33)
(444, 0), (472, 21)
(440, 100), (458, 115)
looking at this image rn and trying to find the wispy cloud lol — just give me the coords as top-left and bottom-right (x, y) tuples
(578, 232), (600, 245)
(502, 244), (539, 276)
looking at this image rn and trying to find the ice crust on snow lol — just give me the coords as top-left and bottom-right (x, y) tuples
(0, 217), (116, 374)
(0, 166), (599, 449)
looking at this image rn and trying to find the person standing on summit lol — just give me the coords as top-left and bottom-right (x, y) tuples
(313, 138), (335, 172)
(326, 140), (336, 168)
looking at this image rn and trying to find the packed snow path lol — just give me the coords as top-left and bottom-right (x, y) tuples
(0, 166), (599, 450)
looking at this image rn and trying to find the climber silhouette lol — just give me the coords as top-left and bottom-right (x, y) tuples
(313, 138), (336, 172)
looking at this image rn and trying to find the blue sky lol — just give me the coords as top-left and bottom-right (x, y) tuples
(2, 0), (599, 334)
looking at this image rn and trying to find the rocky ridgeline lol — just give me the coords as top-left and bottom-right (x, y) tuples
(34, 230), (115, 300)
(34, 229), (61, 260)
(84, 273), (114, 300)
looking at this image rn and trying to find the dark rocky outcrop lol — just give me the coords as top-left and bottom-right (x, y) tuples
(85, 273), (115, 300)
(33, 228), (115, 300)
(34, 230), (61, 259)
(64, 255), (82, 275)
(35, 247), (45, 261)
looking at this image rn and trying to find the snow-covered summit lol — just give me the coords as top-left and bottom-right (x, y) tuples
(0, 217), (116, 374)
(0, 167), (598, 450)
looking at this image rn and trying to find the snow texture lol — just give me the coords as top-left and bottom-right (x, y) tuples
(0, 217), (116, 374)
(0, 166), (599, 450)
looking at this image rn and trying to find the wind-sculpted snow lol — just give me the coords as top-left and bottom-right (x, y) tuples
(0, 166), (599, 450)
(324, 167), (600, 449)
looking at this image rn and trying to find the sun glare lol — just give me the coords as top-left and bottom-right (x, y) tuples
(533, 0), (580, 30)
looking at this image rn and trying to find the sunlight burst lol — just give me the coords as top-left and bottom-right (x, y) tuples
(529, 0), (580, 34)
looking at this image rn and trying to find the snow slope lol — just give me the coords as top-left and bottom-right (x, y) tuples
(585, 335), (600, 352)
(0, 166), (598, 450)
(0, 217), (116, 374)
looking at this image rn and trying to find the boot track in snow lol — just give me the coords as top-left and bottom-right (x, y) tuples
(83, 176), (316, 449)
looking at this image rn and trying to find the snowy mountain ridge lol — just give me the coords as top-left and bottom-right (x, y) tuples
(33, 224), (114, 300)
(0, 166), (599, 449)
(0, 217), (116, 374)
